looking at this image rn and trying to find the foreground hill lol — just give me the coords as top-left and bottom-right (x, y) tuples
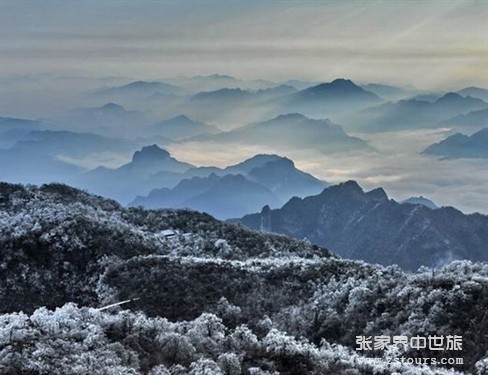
(238, 180), (488, 271)
(0, 182), (487, 374)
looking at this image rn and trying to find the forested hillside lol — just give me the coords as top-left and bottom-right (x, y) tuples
(0, 182), (487, 374)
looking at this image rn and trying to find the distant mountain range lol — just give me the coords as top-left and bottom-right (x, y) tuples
(277, 78), (383, 118)
(93, 80), (187, 99)
(78, 144), (194, 203)
(456, 86), (488, 102)
(52, 102), (148, 137)
(422, 128), (488, 159)
(0, 129), (138, 185)
(0, 117), (44, 148)
(359, 83), (418, 101)
(190, 113), (372, 153)
(150, 115), (220, 140)
(130, 154), (328, 218)
(347, 93), (487, 132)
(440, 107), (488, 127)
(238, 180), (488, 270)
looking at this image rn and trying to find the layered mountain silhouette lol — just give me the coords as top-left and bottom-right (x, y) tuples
(277, 78), (383, 117)
(53, 103), (147, 137)
(130, 154), (327, 218)
(93, 80), (187, 99)
(456, 86), (488, 102)
(0, 129), (137, 185)
(422, 128), (488, 159)
(439, 108), (488, 127)
(190, 113), (371, 153)
(150, 115), (220, 140)
(359, 83), (416, 101)
(348, 93), (487, 132)
(79, 144), (194, 203)
(0, 117), (44, 148)
(238, 181), (488, 270)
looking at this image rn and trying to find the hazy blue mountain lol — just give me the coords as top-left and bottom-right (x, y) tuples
(400, 196), (438, 209)
(439, 107), (488, 127)
(0, 117), (44, 148)
(131, 154), (327, 218)
(456, 86), (488, 102)
(182, 154), (290, 179)
(283, 79), (319, 90)
(278, 78), (383, 117)
(93, 80), (187, 99)
(192, 113), (371, 153)
(165, 74), (275, 91)
(350, 93), (487, 132)
(238, 181), (488, 270)
(79, 145), (194, 203)
(131, 173), (280, 219)
(151, 114), (220, 140)
(422, 128), (488, 159)
(0, 130), (137, 185)
(53, 102), (148, 137)
(246, 157), (328, 202)
(360, 83), (415, 100)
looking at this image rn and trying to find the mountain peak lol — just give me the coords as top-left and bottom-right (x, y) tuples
(273, 113), (308, 121)
(132, 144), (170, 163)
(366, 187), (388, 201)
(329, 78), (356, 87)
(100, 102), (125, 111)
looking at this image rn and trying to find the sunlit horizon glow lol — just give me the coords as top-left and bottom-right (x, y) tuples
(1, 0), (487, 91)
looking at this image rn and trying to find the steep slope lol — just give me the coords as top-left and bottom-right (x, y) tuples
(238, 180), (488, 270)
(422, 128), (488, 159)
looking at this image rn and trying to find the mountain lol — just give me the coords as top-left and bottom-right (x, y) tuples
(456, 86), (488, 102)
(238, 180), (488, 271)
(93, 80), (186, 99)
(400, 196), (438, 209)
(151, 114), (220, 140)
(245, 157), (328, 202)
(439, 107), (488, 127)
(422, 128), (488, 159)
(0, 130), (137, 185)
(1, 182), (487, 374)
(360, 83), (415, 101)
(79, 145), (194, 203)
(278, 78), (383, 117)
(164, 74), (275, 91)
(130, 155), (328, 218)
(350, 93), (488, 132)
(53, 102), (147, 137)
(0, 116), (44, 148)
(192, 113), (372, 153)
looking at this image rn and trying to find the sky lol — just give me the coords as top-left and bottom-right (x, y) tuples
(1, 0), (487, 90)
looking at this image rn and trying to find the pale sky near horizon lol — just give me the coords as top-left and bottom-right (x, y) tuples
(1, 0), (487, 91)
